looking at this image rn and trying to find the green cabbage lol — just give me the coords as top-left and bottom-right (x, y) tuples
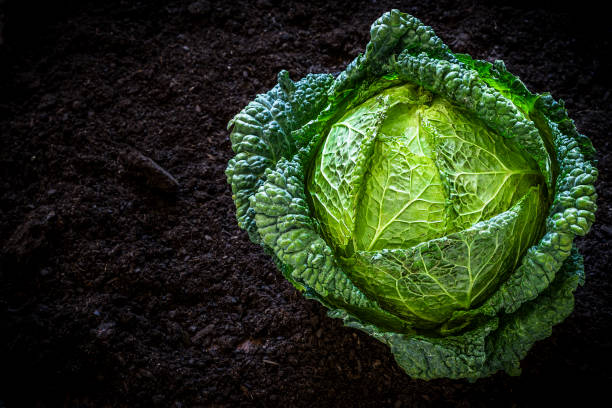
(226, 10), (597, 380)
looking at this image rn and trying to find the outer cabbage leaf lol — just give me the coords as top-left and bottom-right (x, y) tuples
(332, 246), (584, 380)
(329, 10), (456, 100)
(226, 72), (333, 242)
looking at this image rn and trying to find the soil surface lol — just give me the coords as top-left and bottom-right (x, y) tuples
(1, 0), (611, 406)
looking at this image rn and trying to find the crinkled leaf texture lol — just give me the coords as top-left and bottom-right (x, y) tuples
(226, 10), (597, 380)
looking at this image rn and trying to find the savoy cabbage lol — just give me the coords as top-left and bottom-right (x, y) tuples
(226, 10), (597, 380)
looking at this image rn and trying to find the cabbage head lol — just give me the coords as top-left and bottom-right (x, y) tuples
(225, 10), (597, 380)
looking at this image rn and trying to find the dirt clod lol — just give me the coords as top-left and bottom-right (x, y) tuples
(121, 150), (180, 193)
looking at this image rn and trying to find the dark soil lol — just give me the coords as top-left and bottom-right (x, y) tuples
(1, 0), (611, 406)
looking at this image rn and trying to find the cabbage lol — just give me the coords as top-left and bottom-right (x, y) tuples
(226, 10), (597, 380)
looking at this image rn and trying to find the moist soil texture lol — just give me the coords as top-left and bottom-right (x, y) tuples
(1, 0), (611, 406)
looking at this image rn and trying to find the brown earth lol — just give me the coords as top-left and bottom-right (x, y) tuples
(1, 0), (611, 406)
